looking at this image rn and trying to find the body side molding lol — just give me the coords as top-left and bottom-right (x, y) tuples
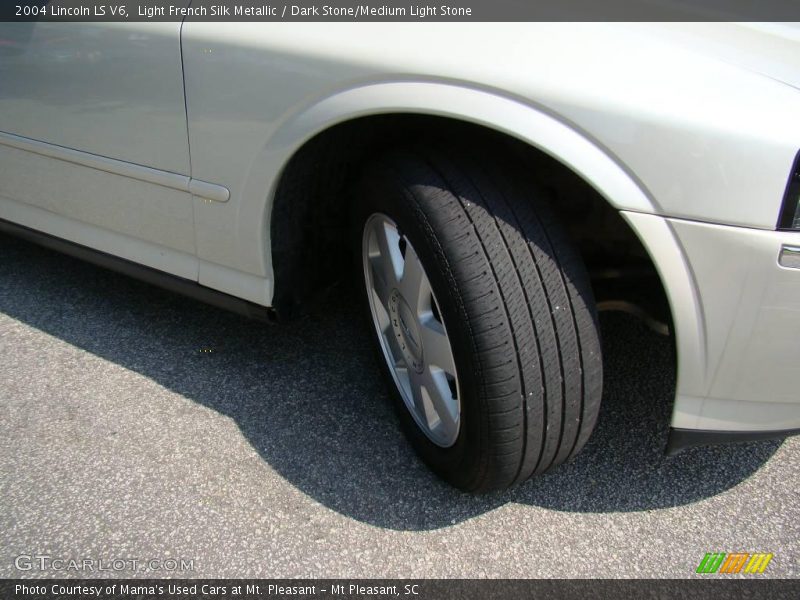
(0, 130), (229, 203)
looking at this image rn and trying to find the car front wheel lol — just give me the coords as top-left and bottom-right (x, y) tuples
(353, 148), (603, 491)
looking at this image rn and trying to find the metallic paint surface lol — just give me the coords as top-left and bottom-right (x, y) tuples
(1, 21), (799, 435)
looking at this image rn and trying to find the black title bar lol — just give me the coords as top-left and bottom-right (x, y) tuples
(3, 0), (800, 22)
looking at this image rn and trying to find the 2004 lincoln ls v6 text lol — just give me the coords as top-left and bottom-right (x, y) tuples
(1, 20), (799, 491)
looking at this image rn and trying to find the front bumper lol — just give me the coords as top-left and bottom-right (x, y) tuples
(622, 212), (800, 439)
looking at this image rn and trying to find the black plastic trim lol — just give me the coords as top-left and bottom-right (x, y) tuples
(666, 427), (800, 456)
(777, 149), (800, 230)
(0, 218), (276, 323)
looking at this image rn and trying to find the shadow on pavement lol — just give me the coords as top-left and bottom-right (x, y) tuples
(0, 234), (782, 530)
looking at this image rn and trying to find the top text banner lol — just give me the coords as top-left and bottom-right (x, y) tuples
(4, 0), (800, 21)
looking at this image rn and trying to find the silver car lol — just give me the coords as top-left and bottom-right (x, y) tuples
(1, 21), (798, 490)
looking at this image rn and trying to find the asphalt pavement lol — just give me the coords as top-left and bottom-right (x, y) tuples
(0, 233), (798, 578)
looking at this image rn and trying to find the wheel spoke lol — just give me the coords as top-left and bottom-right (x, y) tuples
(368, 220), (402, 307)
(422, 367), (459, 441)
(409, 370), (428, 418)
(371, 292), (391, 331)
(399, 243), (430, 313)
(419, 317), (456, 376)
(381, 318), (406, 369)
(395, 364), (412, 397)
(370, 261), (393, 308)
(377, 221), (403, 285)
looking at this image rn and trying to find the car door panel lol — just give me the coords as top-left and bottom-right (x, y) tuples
(0, 20), (196, 274)
(0, 22), (189, 172)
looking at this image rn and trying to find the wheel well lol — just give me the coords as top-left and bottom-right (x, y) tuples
(270, 114), (672, 332)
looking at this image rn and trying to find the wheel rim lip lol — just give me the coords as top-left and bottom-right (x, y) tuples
(362, 212), (461, 448)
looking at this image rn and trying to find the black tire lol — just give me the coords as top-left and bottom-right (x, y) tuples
(353, 147), (603, 491)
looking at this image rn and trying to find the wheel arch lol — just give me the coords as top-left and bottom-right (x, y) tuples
(264, 81), (661, 217)
(265, 81), (707, 422)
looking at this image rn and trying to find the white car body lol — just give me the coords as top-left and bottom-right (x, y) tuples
(1, 21), (799, 446)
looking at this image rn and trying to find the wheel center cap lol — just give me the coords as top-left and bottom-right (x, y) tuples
(389, 289), (424, 373)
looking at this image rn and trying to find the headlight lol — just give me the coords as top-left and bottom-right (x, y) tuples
(778, 150), (800, 230)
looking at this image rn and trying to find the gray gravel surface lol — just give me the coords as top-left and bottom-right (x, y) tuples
(0, 233), (798, 579)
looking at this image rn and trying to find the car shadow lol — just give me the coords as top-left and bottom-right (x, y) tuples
(0, 234), (782, 530)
